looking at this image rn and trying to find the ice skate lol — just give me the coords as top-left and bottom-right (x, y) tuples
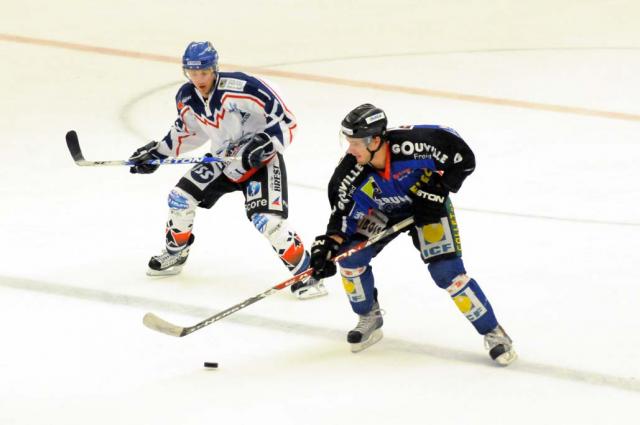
(290, 276), (328, 300)
(147, 235), (194, 276)
(484, 325), (517, 366)
(348, 302), (384, 353)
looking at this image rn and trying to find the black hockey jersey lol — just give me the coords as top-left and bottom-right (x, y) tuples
(326, 125), (475, 238)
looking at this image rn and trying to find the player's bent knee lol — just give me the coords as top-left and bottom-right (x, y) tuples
(168, 188), (198, 214)
(444, 273), (471, 296)
(428, 257), (467, 289)
(251, 212), (282, 235)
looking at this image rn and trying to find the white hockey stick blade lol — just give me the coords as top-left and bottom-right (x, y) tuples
(143, 312), (186, 337)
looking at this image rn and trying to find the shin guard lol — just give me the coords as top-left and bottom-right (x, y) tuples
(165, 188), (197, 253)
(445, 274), (498, 334)
(340, 266), (377, 315)
(428, 258), (498, 334)
(251, 213), (308, 274)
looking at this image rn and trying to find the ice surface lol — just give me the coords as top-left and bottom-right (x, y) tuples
(1, 1), (639, 424)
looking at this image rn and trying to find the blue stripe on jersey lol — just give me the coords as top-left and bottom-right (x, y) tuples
(217, 72), (292, 145)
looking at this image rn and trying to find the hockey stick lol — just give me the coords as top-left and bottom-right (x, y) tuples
(65, 130), (238, 167)
(142, 216), (415, 337)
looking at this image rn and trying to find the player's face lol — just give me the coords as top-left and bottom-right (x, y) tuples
(185, 68), (216, 96)
(346, 136), (375, 164)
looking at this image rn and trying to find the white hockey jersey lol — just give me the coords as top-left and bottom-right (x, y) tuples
(156, 71), (297, 182)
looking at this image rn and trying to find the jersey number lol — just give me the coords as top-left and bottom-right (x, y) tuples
(191, 164), (216, 183)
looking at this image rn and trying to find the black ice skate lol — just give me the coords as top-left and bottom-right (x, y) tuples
(290, 276), (328, 300)
(347, 302), (384, 353)
(147, 235), (194, 276)
(484, 324), (517, 366)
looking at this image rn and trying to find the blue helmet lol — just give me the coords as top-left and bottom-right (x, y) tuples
(182, 41), (219, 71)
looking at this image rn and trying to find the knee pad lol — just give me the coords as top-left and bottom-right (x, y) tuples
(428, 257), (467, 289)
(168, 188), (198, 214)
(251, 213), (307, 273)
(165, 188), (197, 252)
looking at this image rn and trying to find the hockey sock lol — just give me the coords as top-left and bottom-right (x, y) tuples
(251, 213), (307, 275)
(428, 257), (498, 334)
(165, 189), (197, 253)
(445, 275), (498, 334)
(340, 265), (377, 315)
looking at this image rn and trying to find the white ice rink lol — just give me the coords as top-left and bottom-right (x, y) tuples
(2, 1), (640, 424)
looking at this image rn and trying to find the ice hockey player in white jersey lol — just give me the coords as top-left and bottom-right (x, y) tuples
(128, 41), (327, 300)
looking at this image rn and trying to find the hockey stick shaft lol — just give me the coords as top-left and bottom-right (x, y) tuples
(65, 130), (237, 167)
(143, 216), (415, 337)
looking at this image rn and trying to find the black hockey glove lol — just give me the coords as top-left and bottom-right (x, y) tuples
(129, 141), (167, 174)
(309, 235), (342, 279)
(408, 170), (449, 227)
(241, 133), (275, 170)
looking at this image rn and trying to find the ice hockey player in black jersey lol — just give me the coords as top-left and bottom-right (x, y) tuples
(309, 103), (516, 364)
(128, 41), (326, 300)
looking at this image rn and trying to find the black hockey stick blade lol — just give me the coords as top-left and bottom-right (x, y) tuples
(65, 129), (238, 167)
(143, 312), (186, 337)
(65, 130), (86, 162)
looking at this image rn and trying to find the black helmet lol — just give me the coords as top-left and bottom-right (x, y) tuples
(341, 103), (387, 139)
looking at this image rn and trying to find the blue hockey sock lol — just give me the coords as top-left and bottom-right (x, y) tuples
(445, 276), (498, 334)
(429, 258), (498, 334)
(340, 265), (377, 315)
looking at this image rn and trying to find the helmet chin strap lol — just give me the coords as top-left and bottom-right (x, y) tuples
(366, 138), (384, 166)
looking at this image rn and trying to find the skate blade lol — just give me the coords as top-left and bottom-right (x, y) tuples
(146, 265), (184, 277)
(350, 329), (383, 353)
(293, 284), (328, 300)
(495, 349), (518, 366)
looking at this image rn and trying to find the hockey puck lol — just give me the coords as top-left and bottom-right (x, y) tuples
(203, 362), (218, 369)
